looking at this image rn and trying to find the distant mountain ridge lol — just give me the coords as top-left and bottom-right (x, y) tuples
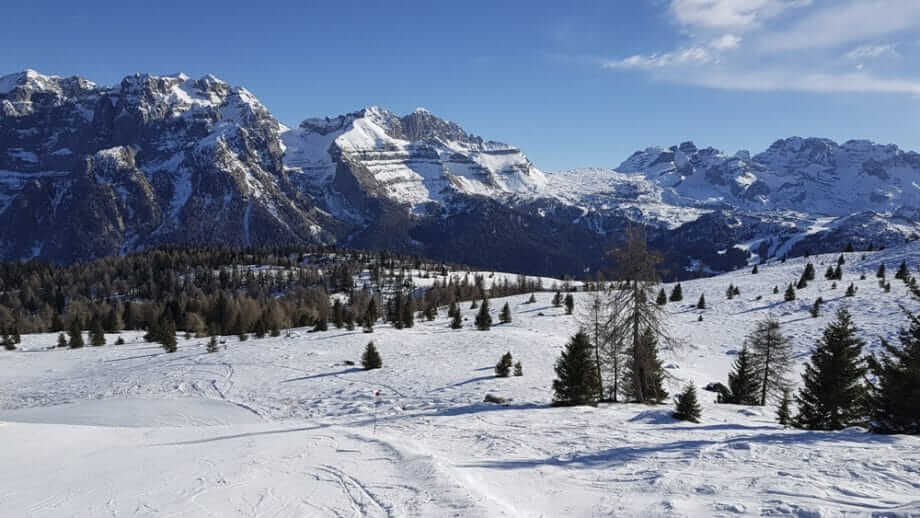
(1, 69), (918, 277)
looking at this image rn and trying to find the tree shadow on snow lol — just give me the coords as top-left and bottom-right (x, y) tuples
(281, 367), (363, 383)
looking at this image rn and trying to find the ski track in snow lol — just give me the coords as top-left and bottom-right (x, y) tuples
(2, 245), (920, 516)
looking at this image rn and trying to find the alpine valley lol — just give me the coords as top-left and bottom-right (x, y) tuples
(3, 69), (919, 277)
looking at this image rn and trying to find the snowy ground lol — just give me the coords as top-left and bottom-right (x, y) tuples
(2, 245), (920, 517)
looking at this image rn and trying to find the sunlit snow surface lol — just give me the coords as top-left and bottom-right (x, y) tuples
(2, 246), (920, 516)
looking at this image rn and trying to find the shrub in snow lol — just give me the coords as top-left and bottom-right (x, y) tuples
(514, 361), (523, 377)
(495, 352), (513, 377)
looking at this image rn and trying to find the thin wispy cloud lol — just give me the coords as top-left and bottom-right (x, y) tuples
(605, 0), (920, 95)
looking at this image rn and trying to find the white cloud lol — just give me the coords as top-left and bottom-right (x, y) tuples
(845, 44), (898, 61)
(710, 34), (742, 50)
(685, 68), (920, 95)
(669, 0), (810, 30)
(605, 47), (714, 69)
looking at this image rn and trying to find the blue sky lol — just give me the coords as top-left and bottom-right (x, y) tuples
(2, 0), (919, 170)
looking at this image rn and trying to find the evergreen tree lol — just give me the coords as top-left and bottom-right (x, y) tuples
(513, 361), (523, 376)
(845, 242), (854, 253)
(527, 293), (536, 304)
(669, 283), (683, 302)
(207, 335), (220, 353)
(803, 262), (816, 281)
(810, 298), (822, 318)
(751, 264), (759, 274)
(726, 284), (735, 300)
(312, 314), (328, 332)
(450, 310), (463, 329)
(475, 298), (492, 331)
(362, 311), (374, 333)
(673, 384), (702, 423)
(845, 283), (857, 297)
(161, 319), (178, 353)
(57, 332), (68, 348)
(747, 316), (793, 406)
(401, 296), (415, 328)
(776, 388), (793, 426)
(90, 317), (106, 346)
(895, 260), (909, 280)
(773, 285), (779, 294)
(866, 309), (920, 434)
(876, 263), (886, 279)
(499, 302), (512, 324)
(115, 337), (125, 345)
(2, 333), (14, 351)
(552, 332), (600, 406)
(622, 327), (668, 403)
(361, 341), (382, 369)
(332, 299), (344, 329)
(552, 291), (562, 307)
(825, 266), (836, 280)
(796, 273), (808, 290)
(696, 293), (706, 309)
(68, 319), (84, 349)
(724, 346), (760, 405)
(837, 254), (846, 266)
(656, 288), (667, 305)
(795, 309), (868, 430)
(495, 352), (513, 377)
(832, 264), (843, 280)
(784, 284), (796, 301)
(564, 293), (575, 315)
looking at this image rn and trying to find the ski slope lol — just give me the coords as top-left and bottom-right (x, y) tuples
(2, 244), (920, 517)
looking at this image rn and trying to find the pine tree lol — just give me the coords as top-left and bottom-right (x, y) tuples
(161, 319), (178, 353)
(845, 283), (856, 297)
(795, 309), (868, 430)
(513, 361), (523, 377)
(312, 314), (328, 332)
(362, 311), (374, 333)
(495, 352), (513, 377)
(68, 319), (84, 349)
(57, 332), (68, 348)
(796, 273), (808, 290)
(622, 327), (668, 403)
(207, 335), (220, 353)
(2, 333), (14, 351)
(673, 384), (702, 423)
(866, 309), (920, 434)
(656, 288), (667, 305)
(527, 293), (537, 304)
(669, 283), (683, 302)
(450, 309), (463, 329)
(564, 293), (575, 315)
(361, 341), (382, 369)
(747, 316), (793, 406)
(751, 264), (759, 274)
(401, 296), (415, 328)
(832, 264), (843, 280)
(475, 298), (492, 331)
(776, 389), (792, 426)
(724, 346), (760, 405)
(837, 254), (846, 266)
(332, 299), (344, 329)
(810, 298), (822, 318)
(895, 260), (909, 280)
(825, 266), (835, 280)
(552, 332), (600, 406)
(773, 285), (779, 294)
(726, 284), (735, 300)
(845, 242), (854, 253)
(552, 291), (562, 307)
(90, 317), (106, 346)
(784, 284), (796, 301)
(803, 262), (815, 281)
(696, 293), (706, 309)
(876, 263), (886, 279)
(499, 302), (512, 324)
(115, 336), (125, 345)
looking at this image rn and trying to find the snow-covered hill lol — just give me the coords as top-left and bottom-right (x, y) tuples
(2, 243), (919, 516)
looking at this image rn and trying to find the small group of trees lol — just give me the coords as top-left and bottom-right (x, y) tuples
(719, 317), (793, 406)
(495, 351), (523, 377)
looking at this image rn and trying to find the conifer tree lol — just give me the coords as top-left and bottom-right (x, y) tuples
(866, 309), (920, 434)
(795, 309), (868, 430)
(825, 266), (835, 280)
(837, 254), (846, 266)
(57, 332), (68, 348)
(803, 262), (815, 281)
(499, 302), (512, 324)
(332, 299), (344, 329)
(2, 333), (14, 351)
(552, 332), (600, 406)
(673, 384), (702, 423)
(513, 361), (523, 376)
(656, 288), (667, 305)
(495, 352), (513, 377)
(752, 264), (759, 274)
(724, 346), (759, 405)
(773, 285), (779, 294)
(527, 292), (536, 304)
(68, 319), (84, 349)
(361, 341), (382, 370)
(362, 311), (374, 333)
(207, 335), (220, 353)
(895, 260), (909, 280)
(776, 388), (793, 426)
(90, 317), (106, 346)
(564, 293), (575, 315)
(669, 283), (683, 302)
(832, 264), (843, 280)
(622, 327), (668, 403)
(312, 314), (328, 332)
(796, 273), (808, 290)
(747, 316), (793, 406)
(450, 309), (463, 329)
(161, 319), (178, 353)
(784, 284), (796, 301)
(845, 283), (856, 297)
(810, 298), (822, 318)
(552, 291), (562, 307)
(876, 263), (886, 279)
(475, 298), (492, 330)
(726, 284), (735, 300)
(401, 296), (415, 328)
(696, 293), (706, 309)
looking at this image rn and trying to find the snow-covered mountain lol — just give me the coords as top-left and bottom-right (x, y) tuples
(2, 69), (919, 276)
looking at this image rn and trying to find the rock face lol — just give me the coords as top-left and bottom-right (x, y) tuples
(2, 69), (919, 277)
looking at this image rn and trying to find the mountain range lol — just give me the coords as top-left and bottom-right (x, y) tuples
(2, 69), (919, 277)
